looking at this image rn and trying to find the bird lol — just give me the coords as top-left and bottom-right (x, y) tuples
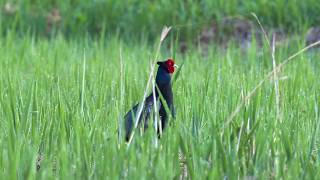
(124, 58), (177, 142)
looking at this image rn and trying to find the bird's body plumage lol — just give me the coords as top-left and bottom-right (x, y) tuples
(124, 93), (155, 141)
(124, 59), (176, 141)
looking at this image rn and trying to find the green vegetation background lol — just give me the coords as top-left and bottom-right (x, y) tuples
(1, 0), (320, 38)
(1, 0), (320, 179)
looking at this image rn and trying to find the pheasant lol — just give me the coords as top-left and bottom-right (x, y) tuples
(124, 59), (177, 141)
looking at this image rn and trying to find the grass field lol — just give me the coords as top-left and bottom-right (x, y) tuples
(1, 0), (320, 38)
(0, 29), (320, 179)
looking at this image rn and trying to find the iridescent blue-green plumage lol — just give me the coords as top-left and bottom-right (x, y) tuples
(124, 60), (175, 141)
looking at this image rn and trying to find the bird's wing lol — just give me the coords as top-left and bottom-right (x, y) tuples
(124, 93), (157, 140)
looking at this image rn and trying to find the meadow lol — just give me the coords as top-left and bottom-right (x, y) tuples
(0, 0), (320, 179)
(1, 0), (320, 38)
(0, 26), (320, 179)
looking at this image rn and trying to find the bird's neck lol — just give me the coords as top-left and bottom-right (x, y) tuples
(145, 82), (172, 103)
(156, 83), (173, 105)
(155, 67), (171, 93)
(156, 67), (171, 85)
(152, 67), (173, 107)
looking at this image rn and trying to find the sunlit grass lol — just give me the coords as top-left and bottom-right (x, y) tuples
(0, 33), (319, 179)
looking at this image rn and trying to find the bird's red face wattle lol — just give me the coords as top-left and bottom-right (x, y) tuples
(165, 59), (175, 74)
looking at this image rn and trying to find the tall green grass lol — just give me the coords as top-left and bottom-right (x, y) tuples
(0, 32), (320, 179)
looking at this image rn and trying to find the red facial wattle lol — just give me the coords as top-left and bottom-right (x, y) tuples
(165, 59), (175, 74)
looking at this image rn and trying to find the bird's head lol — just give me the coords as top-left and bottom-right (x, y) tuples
(156, 58), (178, 85)
(156, 58), (177, 74)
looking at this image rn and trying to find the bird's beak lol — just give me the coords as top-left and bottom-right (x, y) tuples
(174, 64), (179, 68)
